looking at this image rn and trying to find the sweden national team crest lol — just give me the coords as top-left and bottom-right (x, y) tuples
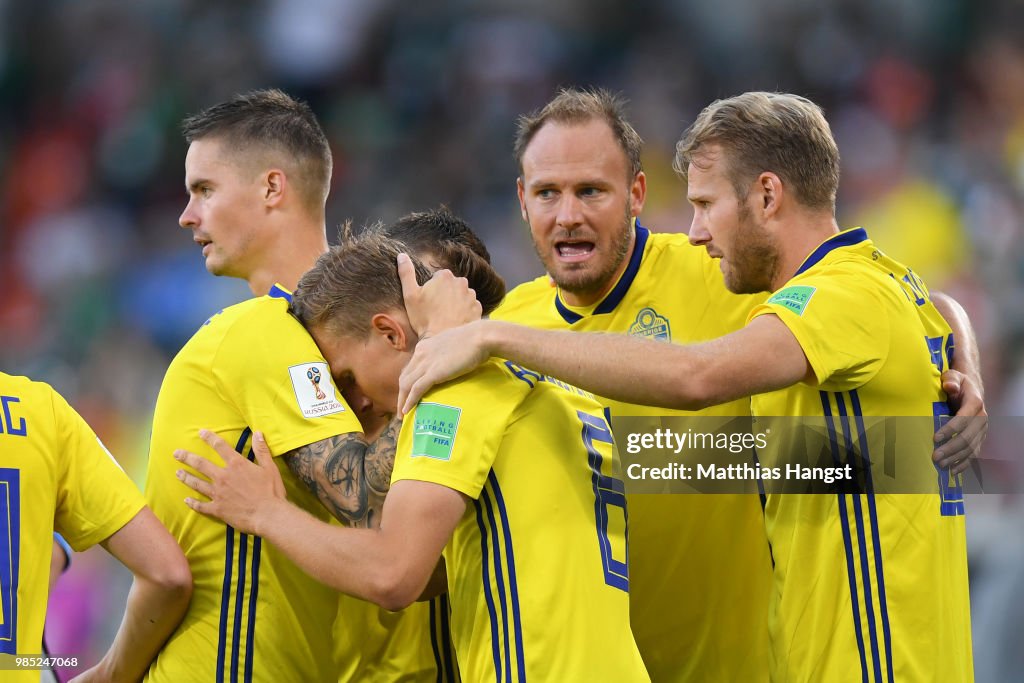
(629, 307), (671, 341)
(288, 362), (346, 418)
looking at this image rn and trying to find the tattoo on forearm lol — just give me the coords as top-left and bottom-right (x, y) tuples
(365, 419), (400, 497)
(285, 435), (370, 526)
(283, 417), (403, 529)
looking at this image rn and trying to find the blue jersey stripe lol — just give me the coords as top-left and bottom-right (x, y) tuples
(217, 428), (251, 682)
(429, 597), (443, 683)
(230, 430), (251, 683)
(486, 472), (526, 682)
(439, 594), (457, 683)
(428, 595), (458, 683)
(850, 391), (895, 683)
(229, 531), (249, 683)
(243, 439), (262, 683)
(216, 524), (234, 683)
(820, 393), (869, 683)
(479, 487), (513, 682)
(836, 393), (884, 683)
(473, 499), (502, 682)
(243, 535), (261, 682)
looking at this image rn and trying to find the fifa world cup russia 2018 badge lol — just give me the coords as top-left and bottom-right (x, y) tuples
(307, 366), (327, 400)
(629, 307), (671, 342)
(289, 362), (345, 418)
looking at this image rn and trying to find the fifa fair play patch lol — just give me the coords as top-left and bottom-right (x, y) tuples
(767, 285), (817, 316)
(411, 403), (462, 460)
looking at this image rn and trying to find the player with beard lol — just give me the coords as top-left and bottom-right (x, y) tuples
(397, 91), (982, 682)
(480, 88), (773, 682)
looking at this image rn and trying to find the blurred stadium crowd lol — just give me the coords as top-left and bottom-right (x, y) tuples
(1, 0), (1022, 678)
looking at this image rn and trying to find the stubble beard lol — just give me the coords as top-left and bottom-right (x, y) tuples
(724, 204), (779, 295)
(534, 207), (635, 301)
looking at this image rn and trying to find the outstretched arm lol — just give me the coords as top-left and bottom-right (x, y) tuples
(398, 315), (812, 415)
(70, 508), (192, 683)
(177, 431), (463, 610)
(931, 292), (988, 474)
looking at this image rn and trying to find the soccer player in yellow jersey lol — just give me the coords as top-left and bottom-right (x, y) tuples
(491, 88), (773, 682)
(0, 371), (191, 682)
(397, 92), (984, 681)
(173, 234), (651, 683)
(147, 90), (466, 682)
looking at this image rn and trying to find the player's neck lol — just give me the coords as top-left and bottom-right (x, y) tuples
(245, 222), (329, 295)
(770, 215), (841, 291)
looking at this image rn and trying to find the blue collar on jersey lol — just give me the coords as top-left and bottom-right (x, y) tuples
(554, 221), (651, 324)
(268, 283), (293, 302)
(793, 227), (868, 277)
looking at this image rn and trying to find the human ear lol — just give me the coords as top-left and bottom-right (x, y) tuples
(265, 169), (286, 206)
(629, 171), (647, 216)
(759, 172), (783, 218)
(371, 313), (409, 351)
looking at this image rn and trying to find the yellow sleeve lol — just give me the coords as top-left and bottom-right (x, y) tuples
(748, 268), (891, 391)
(211, 305), (362, 456)
(392, 362), (524, 498)
(51, 390), (146, 552)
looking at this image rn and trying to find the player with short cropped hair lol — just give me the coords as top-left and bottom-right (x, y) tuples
(498, 86), (774, 682)
(398, 91), (979, 681)
(0, 371), (191, 682)
(173, 232), (649, 682)
(149, 90), (473, 682)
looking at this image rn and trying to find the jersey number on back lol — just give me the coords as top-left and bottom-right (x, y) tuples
(926, 335), (964, 517)
(0, 468), (20, 654)
(577, 412), (629, 592)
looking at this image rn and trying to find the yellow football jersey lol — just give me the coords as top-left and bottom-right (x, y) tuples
(144, 291), (367, 682)
(493, 221), (773, 682)
(0, 372), (145, 681)
(749, 228), (973, 682)
(332, 594), (460, 682)
(392, 359), (649, 682)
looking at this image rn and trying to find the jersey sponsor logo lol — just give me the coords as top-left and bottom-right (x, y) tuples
(767, 285), (816, 316)
(411, 403), (461, 461)
(288, 363), (346, 418)
(628, 307), (671, 341)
